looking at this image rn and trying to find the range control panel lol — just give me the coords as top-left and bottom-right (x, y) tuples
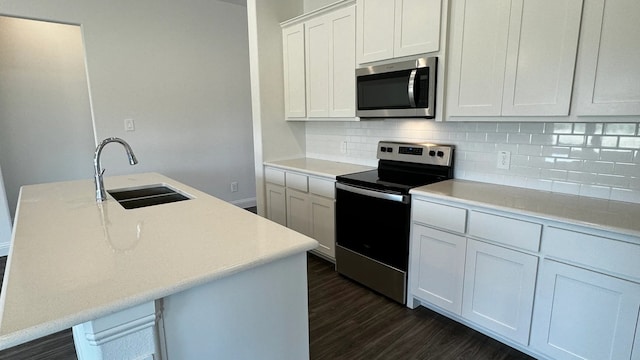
(377, 141), (454, 166)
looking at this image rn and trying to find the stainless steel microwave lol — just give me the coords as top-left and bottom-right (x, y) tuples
(356, 57), (437, 118)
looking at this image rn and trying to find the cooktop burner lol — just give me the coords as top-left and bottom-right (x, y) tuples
(337, 141), (454, 194)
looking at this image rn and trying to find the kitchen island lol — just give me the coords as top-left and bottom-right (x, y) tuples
(0, 173), (317, 359)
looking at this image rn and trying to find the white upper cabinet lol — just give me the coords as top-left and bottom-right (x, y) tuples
(575, 0), (640, 116)
(282, 2), (356, 120)
(357, 0), (441, 64)
(447, 0), (583, 117)
(282, 24), (306, 118)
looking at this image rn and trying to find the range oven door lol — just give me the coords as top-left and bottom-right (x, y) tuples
(335, 183), (411, 303)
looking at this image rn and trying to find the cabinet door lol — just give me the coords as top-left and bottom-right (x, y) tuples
(531, 260), (640, 360)
(356, 0), (395, 64)
(394, 0), (441, 58)
(286, 188), (310, 236)
(462, 239), (538, 345)
(328, 6), (356, 117)
(409, 225), (466, 315)
(282, 24), (306, 118)
(446, 0), (511, 116)
(576, 0), (640, 115)
(305, 17), (330, 118)
(265, 183), (287, 226)
(501, 0), (582, 116)
(309, 194), (336, 259)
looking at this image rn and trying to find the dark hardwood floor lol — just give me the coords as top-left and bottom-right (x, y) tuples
(0, 253), (534, 360)
(307, 254), (534, 360)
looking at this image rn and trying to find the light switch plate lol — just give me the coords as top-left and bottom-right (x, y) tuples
(124, 118), (135, 132)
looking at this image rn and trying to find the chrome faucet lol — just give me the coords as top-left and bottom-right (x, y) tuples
(94, 137), (138, 202)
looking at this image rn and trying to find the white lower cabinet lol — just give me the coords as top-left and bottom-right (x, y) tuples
(309, 194), (336, 259)
(531, 260), (640, 360)
(462, 239), (538, 345)
(286, 187), (311, 236)
(265, 166), (337, 260)
(265, 183), (286, 226)
(409, 224), (466, 314)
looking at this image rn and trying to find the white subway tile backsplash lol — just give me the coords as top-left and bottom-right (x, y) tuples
(518, 144), (543, 156)
(619, 137), (640, 149)
(570, 147), (600, 160)
(555, 158), (583, 171)
(586, 136), (618, 148)
(542, 146), (571, 158)
(508, 133), (532, 144)
(600, 149), (635, 162)
(497, 123), (520, 133)
(579, 184), (611, 199)
(541, 168), (568, 181)
(558, 135), (585, 146)
(519, 123), (545, 134)
(604, 123), (637, 135)
(546, 123), (573, 134)
(583, 160), (615, 174)
(551, 181), (581, 195)
(305, 121), (640, 204)
(597, 174), (629, 187)
(531, 134), (557, 145)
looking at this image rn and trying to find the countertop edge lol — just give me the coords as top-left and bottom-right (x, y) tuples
(410, 181), (640, 240)
(0, 240), (316, 350)
(264, 158), (374, 179)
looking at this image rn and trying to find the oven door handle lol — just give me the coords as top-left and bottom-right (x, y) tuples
(337, 183), (409, 204)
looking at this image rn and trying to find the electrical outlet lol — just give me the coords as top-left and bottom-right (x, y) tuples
(124, 118), (135, 132)
(230, 181), (238, 193)
(340, 141), (348, 154)
(497, 151), (511, 169)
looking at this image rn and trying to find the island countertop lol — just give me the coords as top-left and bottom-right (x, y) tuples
(0, 173), (317, 349)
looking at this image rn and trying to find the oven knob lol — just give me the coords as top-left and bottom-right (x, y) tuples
(386, 147), (393, 153)
(380, 147), (387, 152)
(429, 150), (436, 156)
(437, 151), (444, 157)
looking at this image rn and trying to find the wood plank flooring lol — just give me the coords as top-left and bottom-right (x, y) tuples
(0, 254), (535, 359)
(307, 253), (534, 360)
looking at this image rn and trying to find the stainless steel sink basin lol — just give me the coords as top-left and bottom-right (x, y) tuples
(108, 184), (191, 209)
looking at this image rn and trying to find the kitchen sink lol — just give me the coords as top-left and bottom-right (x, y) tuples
(108, 184), (191, 210)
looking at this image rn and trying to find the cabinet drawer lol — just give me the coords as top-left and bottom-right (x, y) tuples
(265, 167), (285, 186)
(309, 177), (335, 198)
(543, 227), (640, 280)
(412, 200), (467, 234)
(468, 211), (541, 252)
(285, 172), (308, 192)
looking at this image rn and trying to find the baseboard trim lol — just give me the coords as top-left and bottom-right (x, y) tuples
(230, 197), (257, 209)
(0, 242), (10, 257)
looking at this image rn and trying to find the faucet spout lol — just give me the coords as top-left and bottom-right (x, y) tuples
(94, 137), (138, 202)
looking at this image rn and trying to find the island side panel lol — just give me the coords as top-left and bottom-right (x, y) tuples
(161, 252), (310, 360)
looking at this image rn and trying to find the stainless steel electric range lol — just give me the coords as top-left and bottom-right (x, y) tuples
(335, 141), (455, 304)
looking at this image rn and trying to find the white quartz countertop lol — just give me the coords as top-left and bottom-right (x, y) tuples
(411, 179), (640, 238)
(264, 158), (373, 179)
(0, 173), (317, 349)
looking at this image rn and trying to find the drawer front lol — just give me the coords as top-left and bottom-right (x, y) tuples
(285, 172), (308, 192)
(543, 227), (640, 280)
(468, 211), (541, 252)
(412, 199), (467, 234)
(309, 177), (335, 198)
(264, 167), (285, 186)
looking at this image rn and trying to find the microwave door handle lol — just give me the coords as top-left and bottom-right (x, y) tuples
(408, 69), (417, 107)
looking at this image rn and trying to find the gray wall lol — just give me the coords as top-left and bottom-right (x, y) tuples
(0, 16), (95, 220)
(0, 0), (256, 207)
